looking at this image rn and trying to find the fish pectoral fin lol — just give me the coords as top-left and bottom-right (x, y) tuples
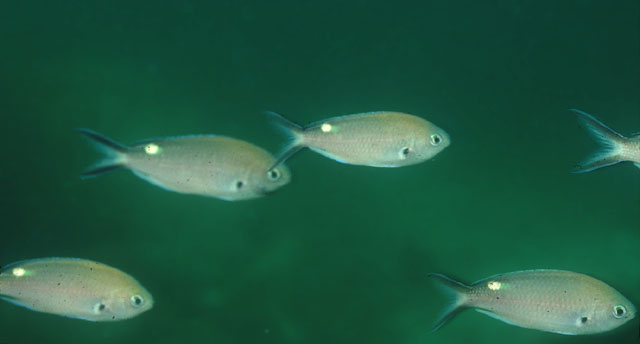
(634, 162), (640, 170)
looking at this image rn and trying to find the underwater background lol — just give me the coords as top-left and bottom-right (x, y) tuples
(1, 1), (638, 343)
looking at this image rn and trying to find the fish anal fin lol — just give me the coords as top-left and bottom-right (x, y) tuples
(79, 165), (125, 179)
(475, 309), (517, 326)
(572, 155), (623, 173)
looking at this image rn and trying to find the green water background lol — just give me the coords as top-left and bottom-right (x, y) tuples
(1, 1), (638, 343)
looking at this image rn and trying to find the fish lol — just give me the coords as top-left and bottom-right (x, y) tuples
(77, 129), (291, 201)
(267, 111), (450, 169)
(571, 109), (640, 173)
(429, 269), (636, 335)
(0, 258), (153, 321)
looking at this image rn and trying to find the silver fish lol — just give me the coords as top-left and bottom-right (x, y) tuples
(77, 129), (291, 201)
(0, 258), (153, 321)
(429, 270), (636, 335)
(268, 111), (450, 168)
(572, 109), (640, 173)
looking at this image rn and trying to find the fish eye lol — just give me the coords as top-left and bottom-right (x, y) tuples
(399, 147), (411, 159)
(235, 180), (244, 190)
(613, 305), (626, 318)
(267, 169), (281, 181)
(130, 294), (144, 307)
(430, 134), (442, 145)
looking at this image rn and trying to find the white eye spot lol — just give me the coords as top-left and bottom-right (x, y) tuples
(321, 123), (332, 133)
(145, 143), (160, 155)
(12, 268), (26, 277)
(487, 281), (501, 290)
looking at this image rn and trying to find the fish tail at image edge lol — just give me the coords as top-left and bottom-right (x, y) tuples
(570, 109), (627, 173)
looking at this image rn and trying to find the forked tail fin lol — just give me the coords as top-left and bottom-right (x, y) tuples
(571, 109), (626, 173)
(76, 128), (128, 178)
(265, 111), (306, 170)
(428, 273), (471, 332)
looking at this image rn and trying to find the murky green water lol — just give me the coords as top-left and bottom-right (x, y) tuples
(1, 1), (638, 343)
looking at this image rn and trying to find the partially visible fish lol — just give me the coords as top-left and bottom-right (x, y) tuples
(571, 109), (640, 173)
(0, 258), (153, 321)
(77, 129), (291, 201)
(429, 269), (636, 335)
(267, 111), (450, 169)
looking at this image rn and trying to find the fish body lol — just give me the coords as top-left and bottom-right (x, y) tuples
(0, 258), (152, 321)
(571, 109), (640, 173)
(430, 270), (636, 335)
(78, 129), (291, 201)
(268, 111), (450, 168)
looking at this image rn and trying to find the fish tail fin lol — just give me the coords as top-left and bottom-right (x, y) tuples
(428, 273), (471, 333)
(76, 128), (128, 178)
(265, 111), (306, 170)
(571, 109), (627, 173)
